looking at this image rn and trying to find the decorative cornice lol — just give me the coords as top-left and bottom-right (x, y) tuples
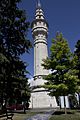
(31, 19), (49, 28)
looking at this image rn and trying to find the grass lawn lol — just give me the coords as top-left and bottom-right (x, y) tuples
(1, 109), (80, 120)
(0, 111), (39, 120)
(49, 109), (80, 120)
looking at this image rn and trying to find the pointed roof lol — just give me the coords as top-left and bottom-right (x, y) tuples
(36, 0), (41, 9)
(31, 0), (49, 28)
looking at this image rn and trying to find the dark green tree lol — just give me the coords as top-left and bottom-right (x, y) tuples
(75, 40), (80, 79)
(42, 32), (79, 114)
(0, 0), (31, 109)
(74, 40), (80, 105)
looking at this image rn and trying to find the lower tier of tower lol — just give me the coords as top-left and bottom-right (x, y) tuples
(29, 88), (58, 108)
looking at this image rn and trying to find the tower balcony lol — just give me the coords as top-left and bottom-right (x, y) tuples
(32, 27), (48, 34)
(31, 19), (49, 29)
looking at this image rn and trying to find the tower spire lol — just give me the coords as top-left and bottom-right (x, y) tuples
(36, 0), (41, 8)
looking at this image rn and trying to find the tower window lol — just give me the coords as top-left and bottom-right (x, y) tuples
(39, 16), (41, 18)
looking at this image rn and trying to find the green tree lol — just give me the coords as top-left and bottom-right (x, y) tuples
(74, 40), (80, 105)
(75, 40), (80, 79)
(42, 32), (79, 114)
(0, 0), (31, 108)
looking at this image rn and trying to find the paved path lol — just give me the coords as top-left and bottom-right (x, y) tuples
(26, 109), (55, 120)
(26, 114), (50, 120)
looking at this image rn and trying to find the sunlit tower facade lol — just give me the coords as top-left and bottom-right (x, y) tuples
(30, 0), (57, 108)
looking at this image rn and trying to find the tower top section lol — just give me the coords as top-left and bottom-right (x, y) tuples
(31, 0), (48, 28)
(35, 0), (45, 20)
(36, 0), (41, 9)
(31, 0), (48, 41)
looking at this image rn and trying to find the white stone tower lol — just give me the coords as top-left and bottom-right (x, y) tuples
(32, 0), (49, 78)
(29, 0), (57, 108)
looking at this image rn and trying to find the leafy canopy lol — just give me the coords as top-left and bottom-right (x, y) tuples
(75, 40), (80, 80)
(42, 32), (79, 97)
(0, 0), (32, 106)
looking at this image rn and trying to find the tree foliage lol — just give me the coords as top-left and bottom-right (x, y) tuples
(0, 0), (31, 107)
(42, 32), (79, 99)
(75, 40), (80, 80)
(42, 33), (79, 113)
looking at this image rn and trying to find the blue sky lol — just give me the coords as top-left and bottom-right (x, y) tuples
(19, 0), (80, 77)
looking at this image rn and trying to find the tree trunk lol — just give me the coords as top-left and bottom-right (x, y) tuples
(23, 102), (26, 114)
(64, 96), (67, 114)
(78, 93), (80, 106)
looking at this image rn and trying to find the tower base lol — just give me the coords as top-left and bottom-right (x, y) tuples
(29, 88), (58, 108)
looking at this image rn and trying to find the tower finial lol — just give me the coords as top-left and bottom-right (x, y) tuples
(36, 0), (41, 8)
